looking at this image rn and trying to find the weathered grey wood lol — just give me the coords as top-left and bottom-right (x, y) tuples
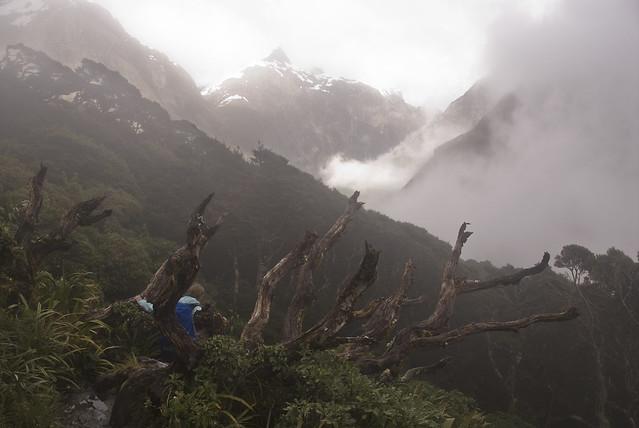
(355, 223), (578, 374)
(282, 191), (363, 341)
(287, 242), (380, 349)
(399, 357), (453, 382)
(241, 231), (318, 344)
(12, 165), (111, 299)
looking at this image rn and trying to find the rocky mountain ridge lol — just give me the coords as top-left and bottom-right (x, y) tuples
(0, 0), (211, 127)
(203, 47), (426, 173)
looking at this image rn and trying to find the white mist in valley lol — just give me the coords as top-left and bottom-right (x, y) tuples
(322, 0), (639, 266)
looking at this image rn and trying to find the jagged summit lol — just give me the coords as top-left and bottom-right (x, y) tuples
(202, 48), (425, 174)
(263, 47), (290, 64)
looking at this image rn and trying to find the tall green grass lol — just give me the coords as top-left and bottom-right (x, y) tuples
(0, 281), (109, 427)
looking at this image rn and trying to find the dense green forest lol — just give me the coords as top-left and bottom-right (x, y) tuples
(1, 45), (638, 427)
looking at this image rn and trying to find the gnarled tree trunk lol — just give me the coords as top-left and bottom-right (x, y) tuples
(240, 231), (318, 344)
(282, 191), (363, 341)
(140, 193), (224, 369)
(11, 165), (112, 299)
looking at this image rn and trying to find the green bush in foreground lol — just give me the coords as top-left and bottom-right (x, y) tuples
(159, 336), (496, 428)
(0, 291), (532, 428)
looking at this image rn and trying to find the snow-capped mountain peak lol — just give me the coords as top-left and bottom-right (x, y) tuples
(202, 48), (367, 109)
(200, 48), (425, 174)
(263, 47), (290, 65)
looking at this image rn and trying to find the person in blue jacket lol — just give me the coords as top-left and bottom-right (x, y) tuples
(134, 284), (205, 360)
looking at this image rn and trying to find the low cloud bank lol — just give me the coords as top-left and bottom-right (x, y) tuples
(328, 0), (639, 265)
(319, 118), (467, 193)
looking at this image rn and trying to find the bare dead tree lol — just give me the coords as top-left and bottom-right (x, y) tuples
(11, 164), (112, 298)
(138, 193), (224, 369)
(282, 191), (363, 341)
(215, 211), (578, 384)
(96, 190), (577, 392)
(273, 222), (576, 378)
(29, 196), (112, 267)
(352, 223), (579, 374)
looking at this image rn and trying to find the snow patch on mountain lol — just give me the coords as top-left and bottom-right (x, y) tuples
(58, 90), (80, 102)
(1, 46), (41, 77)
(218, 94), (248, 106)
(128, 120), (144, 134)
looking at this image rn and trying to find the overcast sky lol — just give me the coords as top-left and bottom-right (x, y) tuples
(90, 0), (557, 109)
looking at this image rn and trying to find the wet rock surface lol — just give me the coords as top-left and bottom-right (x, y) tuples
(62, 388), (114, 428)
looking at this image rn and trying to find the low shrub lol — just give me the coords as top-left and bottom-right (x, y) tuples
(158, 336), (491, 428)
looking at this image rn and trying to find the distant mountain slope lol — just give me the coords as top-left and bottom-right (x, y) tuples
(0, 43), (451, 313)
(0, 0), (210, 126)
(404, 90), (514, 188)
(314, 79), (497, 199)
(1, 1), (426, 177)
(203, 48), (426, 174)
(433, 80), (496, 132)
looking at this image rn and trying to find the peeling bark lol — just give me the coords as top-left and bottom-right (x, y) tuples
(340, 259), (416, 362)
(418, 222), (472, 332)
(361, 259), (415, 340)
(351, 298), (384, 320)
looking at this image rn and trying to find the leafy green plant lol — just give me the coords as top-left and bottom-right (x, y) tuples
(0, 297), (109, 427)
(157, 336), (493, 428)
(106, 300), (161, 360)
(278, 350), (487, 428)
(34, 271), (102, 313)
(161, 373), (254, 428)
